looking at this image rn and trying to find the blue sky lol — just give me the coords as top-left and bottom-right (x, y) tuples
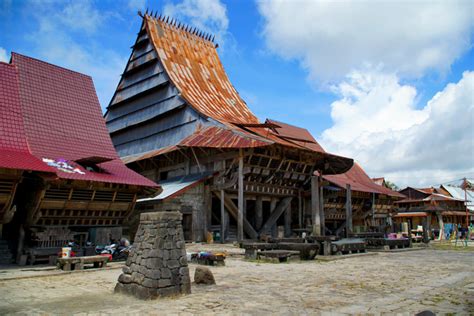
(1, 0), (473, 187)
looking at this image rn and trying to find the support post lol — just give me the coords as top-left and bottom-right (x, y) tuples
(255, 196), (263, 230)
(371, 193), (376, 228)
(284, 201), (292, 237)
(237, 149), (244, 241)
(220, 190), (225, 244)
(270, 198), (277, 238)
(345, 184), (352, 238)
(311, 176), (321, 236)
(319, 175), (325, 236)
(298, 190), (302, 228)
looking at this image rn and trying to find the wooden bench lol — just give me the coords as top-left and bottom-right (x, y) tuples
(24, 247), (61, 266)
(257, 250), (300, 263)
(57, 255), (108, 271)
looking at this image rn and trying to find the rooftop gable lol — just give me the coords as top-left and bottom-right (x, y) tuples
(0, 62), (53, 172)
(144, 14), (259, 125)
(10, 53), (157, 187)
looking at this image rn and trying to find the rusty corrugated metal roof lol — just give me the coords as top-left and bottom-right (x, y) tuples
(323, 162), (405, 198)
(145, 15), (259, 126)
(179, 126), (272, 149)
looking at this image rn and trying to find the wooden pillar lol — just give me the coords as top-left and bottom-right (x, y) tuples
(426, 213), (432, 240)
(220, 190), (225, 244)
(270, 198), (278, 238)
(311, 176), (321, 236)
(284, 201), (292, 237)
(345, 184), (352, 238)
(298, 190), (303, 228)
(436, 212), (444, 240)
(371, 193), (376, 227)
(255, 196), (263, 231)
(16, 225), (25, 263)
(319, 176), (325, 236)
(237, 149), (244, 241)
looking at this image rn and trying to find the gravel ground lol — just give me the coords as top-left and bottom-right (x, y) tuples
(0, 248), (472, 315)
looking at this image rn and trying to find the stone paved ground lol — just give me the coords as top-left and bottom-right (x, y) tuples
(0, 249), (472, 315)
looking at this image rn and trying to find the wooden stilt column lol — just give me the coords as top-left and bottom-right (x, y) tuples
(270, 198), (278, 238)
(298, 190), (303, 228)
(345, 184), (352, 238)
(311, 176), (321, 236)
(284, 201), (292, 237)
(319, 175), (325, 236)
(255, 196), (263, 231)
(371, 193), (376, 227)
(220, 190), (225, 244)
(237, 149), (244, 241)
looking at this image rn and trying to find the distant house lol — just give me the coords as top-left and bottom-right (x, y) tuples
(323, 164), (404, 233)
(393, 186), (471, 239)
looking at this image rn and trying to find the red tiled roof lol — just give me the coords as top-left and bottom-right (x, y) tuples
(0, 62), (53, 172)
(323, 163), (404, 198)
(10, 53), (157, 187)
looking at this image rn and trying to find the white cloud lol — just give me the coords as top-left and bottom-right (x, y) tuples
(164, 0), (229, 43)
(0, 47), (8, 62)
(321, 70), (474, 187)
(22, 1), (126, 109)
(128, 0), (146, 11)
(258, 0), (474, 82)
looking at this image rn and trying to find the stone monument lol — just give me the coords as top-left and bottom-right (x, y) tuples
(115, 212), (191, 299)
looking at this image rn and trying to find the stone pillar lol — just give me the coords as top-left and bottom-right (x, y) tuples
(115, 212), (191, 300)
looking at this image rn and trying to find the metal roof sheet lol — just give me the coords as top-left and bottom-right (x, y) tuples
(442, 185), (474, 211)
(138, 172), (214, 202)
(10, 53), (158, 188)
(145, 16), (259, 126)
(323, 163), (404, 197)
(0, 62), (54, 172)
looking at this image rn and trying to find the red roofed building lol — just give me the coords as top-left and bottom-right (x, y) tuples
(0, 54), (159, 262)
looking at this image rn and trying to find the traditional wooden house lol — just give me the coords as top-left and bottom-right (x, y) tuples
(0, 54), (158, 262)
(322, 163), (404, 235)
(105, 13), (355, 242)
(393, 187), (470, 238)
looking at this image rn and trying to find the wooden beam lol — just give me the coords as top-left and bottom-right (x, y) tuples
(311, 176), (321, 236)
(284, 200), (292, 237)
(345, 184), (352, 237)
(319, 175), (325, 236)
(255, 195), (263, 230)
(220, 189), (225, 244)
(212, 191), (258, 239)
(258, 197), (293, 236)
(238, 149), (244, 241)
(298, 189), (302, 228)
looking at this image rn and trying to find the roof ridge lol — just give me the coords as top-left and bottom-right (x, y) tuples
(139, 10), (217, 46)
(11, 52), (92, 79)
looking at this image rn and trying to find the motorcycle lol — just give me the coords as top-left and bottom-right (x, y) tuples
(95, 238), (131, 261)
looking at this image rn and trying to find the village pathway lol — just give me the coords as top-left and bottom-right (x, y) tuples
(0, 248), (472, 315)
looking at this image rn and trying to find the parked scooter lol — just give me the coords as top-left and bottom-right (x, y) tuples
(95, 238), (131, 261)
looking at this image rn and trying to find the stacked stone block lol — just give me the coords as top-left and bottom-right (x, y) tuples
(115, 211), (191, 300)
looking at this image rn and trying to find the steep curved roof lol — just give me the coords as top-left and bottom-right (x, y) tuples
(0, 62), (53, 172)
(9, 53), (158, 188)
(145, 15), (259, 125)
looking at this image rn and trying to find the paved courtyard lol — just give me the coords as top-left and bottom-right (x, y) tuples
(0, 248), (472, 315)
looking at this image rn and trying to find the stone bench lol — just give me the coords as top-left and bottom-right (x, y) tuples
(257, 250), (300, 263)
(57, 255), (108, 271)
(331, 238), (367, 255)
(241, 242), (319, 260)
